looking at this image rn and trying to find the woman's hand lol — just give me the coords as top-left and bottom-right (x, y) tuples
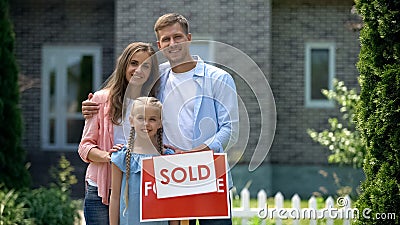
(111, 144), (124, 152)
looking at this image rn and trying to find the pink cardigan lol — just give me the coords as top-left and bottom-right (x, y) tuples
(78, 89), (113, 205)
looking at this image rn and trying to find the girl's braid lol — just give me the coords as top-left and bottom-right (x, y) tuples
(123, 126), (135, 215)
(156, 127), (163, 154)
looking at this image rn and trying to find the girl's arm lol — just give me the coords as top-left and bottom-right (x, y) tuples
(109, 163), (123, 225)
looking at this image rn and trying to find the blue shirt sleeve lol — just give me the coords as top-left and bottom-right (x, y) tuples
(204, 72), (239, 153)
(111, 146), (127, 172)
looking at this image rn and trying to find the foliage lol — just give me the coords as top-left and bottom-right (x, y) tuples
(22, 155), (80, 225)
(49, 155), (78, 192)
(0, 0), (31, 189)
(307, 79), (366, 168)
(0, 156), (80, 225)
(0, 185), (33, 225)
(354, 0), (400, 224)
(23, 187), (79, 225)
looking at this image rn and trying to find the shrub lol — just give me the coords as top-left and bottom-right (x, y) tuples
(0, 186), (33, 225)
(354, 0), (400, 224)
(0, 0), (31, 190)
(22, 187), (79, 225)
(21, 155), (80, 225)
(307, 79), (365, 168)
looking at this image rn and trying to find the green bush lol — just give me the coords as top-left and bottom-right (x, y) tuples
(49, 155), (78, 193)
(308, 79), (365, 168)
(0, 156), (80, 225)
(22, 155), (80, 225)
(354, 0), (400, 224)
(22, 187), (79, 225)
(0, 186), (33, 225)
(0, 0), (31, 190)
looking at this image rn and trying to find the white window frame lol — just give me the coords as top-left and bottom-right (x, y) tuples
(41, 45), (102, 151)
(305, 42), (335, 108)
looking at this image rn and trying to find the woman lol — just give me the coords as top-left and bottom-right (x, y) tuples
(78, 42), (159, 225)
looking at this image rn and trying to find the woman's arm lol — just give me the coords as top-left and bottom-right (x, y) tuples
(78, 111), (111, 163)
(109, 163), (123, 225)
(87, 147), (112, 162)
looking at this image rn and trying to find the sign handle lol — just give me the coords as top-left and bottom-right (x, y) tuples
(181, 220), (189, 225)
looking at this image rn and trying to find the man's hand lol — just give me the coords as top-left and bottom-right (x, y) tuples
(163, 144), (211, 154)
(191, 144), (211, 152)
(82, 93), (100, 119)
(163, 144), (185, 154)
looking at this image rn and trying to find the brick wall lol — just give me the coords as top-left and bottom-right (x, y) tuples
(270, 0), (360, 164)
(10, 0), (115, 197)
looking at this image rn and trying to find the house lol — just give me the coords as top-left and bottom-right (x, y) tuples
(10, 0), (363, 198)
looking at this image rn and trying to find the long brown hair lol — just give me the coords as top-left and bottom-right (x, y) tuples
(103, 42), (160, 125)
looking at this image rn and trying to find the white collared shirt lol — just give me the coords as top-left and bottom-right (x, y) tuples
(162, 67), (197, 150)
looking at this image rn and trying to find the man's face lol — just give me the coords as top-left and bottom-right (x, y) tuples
(157, 23), (192, 64)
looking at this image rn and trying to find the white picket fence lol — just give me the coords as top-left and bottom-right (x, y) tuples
(77, 189), (355, 225)
(231, 188), (355, 225)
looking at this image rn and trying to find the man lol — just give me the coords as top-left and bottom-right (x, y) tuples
(83, 13), (239, 225)
(154, 13), (238, 155)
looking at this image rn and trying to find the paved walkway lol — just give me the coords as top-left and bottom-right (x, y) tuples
(76, 210), (85, 225)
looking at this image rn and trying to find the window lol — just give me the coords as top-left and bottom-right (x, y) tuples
(190, 38), (215, 62)
(41, 45), (102, 150)
(305, 42), (335, 108)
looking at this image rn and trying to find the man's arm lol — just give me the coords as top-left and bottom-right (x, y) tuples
(204, 73), (239, 153)
(82, 93), (100, 119)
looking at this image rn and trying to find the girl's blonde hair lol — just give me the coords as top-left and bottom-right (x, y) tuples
(104, 42), (160, 125)
(123, 97), (163, 214)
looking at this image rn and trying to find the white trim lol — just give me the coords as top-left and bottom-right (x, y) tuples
(304, 42), (335, 108)
(41, 45), (102, 151)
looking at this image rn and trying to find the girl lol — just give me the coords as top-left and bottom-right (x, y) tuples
(78, 42), (159, 225)
(109, 97), (168, 225)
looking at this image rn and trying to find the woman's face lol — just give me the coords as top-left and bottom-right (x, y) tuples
(126, 51), (152, 86)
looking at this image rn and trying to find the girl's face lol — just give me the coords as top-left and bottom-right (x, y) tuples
(126, 51), (152, 86)
(130, 105), (162, 140)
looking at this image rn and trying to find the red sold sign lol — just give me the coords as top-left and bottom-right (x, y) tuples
(140, 153), (230, 222)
